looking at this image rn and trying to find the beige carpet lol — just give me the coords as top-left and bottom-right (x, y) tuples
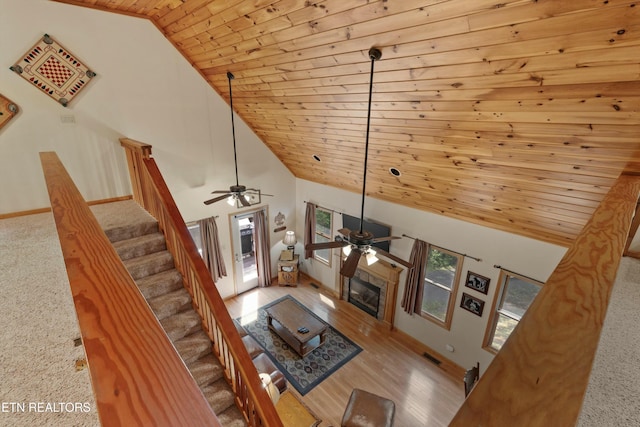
(577, 255), (640, 426)
(0, 211), (99, 427)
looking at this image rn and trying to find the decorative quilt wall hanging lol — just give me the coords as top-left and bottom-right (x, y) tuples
(0, 94), (19, 131)
(10, 34), (96, 107)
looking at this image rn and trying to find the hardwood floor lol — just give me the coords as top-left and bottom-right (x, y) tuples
(224, 274), (465, 427)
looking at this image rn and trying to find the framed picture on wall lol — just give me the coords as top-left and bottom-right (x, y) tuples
(465, 271), (490, 295)
(460, 293), (485, 317)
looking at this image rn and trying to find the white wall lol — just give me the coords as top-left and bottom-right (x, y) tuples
(0, 0), (296, 298)
(295, 179), (567, 370)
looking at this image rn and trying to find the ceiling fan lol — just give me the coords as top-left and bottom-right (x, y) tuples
(305, 48), (414, 278)
(204, 72), (272, 207)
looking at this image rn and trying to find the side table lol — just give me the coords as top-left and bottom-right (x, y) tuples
(278, 254), (299, 287)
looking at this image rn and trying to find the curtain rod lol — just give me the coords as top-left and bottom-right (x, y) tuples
(402, 233), (482, 262)
(303, 200), (343, 215)
(493, 265), (544, 284)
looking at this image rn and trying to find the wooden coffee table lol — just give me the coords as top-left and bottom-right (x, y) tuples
(265, 298), (328, 357)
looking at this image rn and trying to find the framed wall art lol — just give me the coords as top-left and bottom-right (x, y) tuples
(460, 293), (484, 317)
(465, 271), (490, 295)
(0, 94), (19, 131)
(10, 34), (96, 107)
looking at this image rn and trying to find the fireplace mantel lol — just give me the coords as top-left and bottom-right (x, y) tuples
(340, 257), (402, 329)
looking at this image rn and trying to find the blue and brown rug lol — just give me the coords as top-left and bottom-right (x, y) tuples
(237, 295), (362, 395)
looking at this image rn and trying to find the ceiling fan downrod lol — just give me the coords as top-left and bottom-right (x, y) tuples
(227, 71), (240, 188)
(359, 47), (381, 234)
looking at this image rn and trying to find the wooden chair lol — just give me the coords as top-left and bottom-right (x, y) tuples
(463, 362), (480, 397)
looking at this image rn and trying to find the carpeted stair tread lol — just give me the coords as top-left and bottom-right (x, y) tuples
(148, 288), (193, 320)
(188, 354), (225, 387)
(124, 250), (174, 280)
(174, 331), (212, 364)
(113, 232), (166, 261)
(135, 269), (183, 300)
(103, 221), (159, 243)
(202, 378), (237, 415)
(161, 309), (202, 342)
(216, 405), (247, 427)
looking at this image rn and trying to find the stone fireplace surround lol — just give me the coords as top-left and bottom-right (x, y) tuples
(340, 257), (401, 329)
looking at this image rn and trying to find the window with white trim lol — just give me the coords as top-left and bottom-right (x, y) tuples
(484, 271), (543, 352)
(420, 245), (462, 329)
(314, 207), (332, 266)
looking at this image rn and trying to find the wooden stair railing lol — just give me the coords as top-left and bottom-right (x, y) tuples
(450, 172), (640, 426)
(40, 151), (221, 427)
(120, 138), (282, 427)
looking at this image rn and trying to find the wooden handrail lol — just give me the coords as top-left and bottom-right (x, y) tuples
(40, 151), (220, 427)
(120, 139), (282, 426)
(450, 173), (640, 426)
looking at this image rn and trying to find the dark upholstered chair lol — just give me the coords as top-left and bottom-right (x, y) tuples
(235, 320), (288, 394)
(252, 352), (287, 393)
(463, 362), (480, 397)
(341, 388), (395, 427)
(242, 334), (264, 359)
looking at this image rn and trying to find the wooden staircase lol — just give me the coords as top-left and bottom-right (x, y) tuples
(105, 217), (246, 427)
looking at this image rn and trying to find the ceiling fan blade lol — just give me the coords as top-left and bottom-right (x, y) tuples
(371, 235), (402, 243)
(211, 190), (232, 194)
(305, 241), (348, 251)
(375, 248), (414, 269)
(338, 228), (351, 237)
(239, 195), (251, 207)
(204, 193), (231, 205)
(341, 249), (362, 278)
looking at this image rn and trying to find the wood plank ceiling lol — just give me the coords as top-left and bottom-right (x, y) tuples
(55, 0), (640, 247)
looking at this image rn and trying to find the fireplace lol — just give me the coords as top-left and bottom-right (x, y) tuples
(349, 276), (381, 318)
(340, 257), (401, 329)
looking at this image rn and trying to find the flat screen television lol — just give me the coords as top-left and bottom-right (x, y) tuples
(341, 213), (392, 252)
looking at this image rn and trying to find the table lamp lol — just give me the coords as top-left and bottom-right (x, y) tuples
(259, 373), (280, 405)
(283, 230), (297, 252)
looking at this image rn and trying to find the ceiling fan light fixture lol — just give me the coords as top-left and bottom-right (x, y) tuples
(366, 249), (378, 265)
(227, 195), (236, 206)
(343, 245), (352, 256)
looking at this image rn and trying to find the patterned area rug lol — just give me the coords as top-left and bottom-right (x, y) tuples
(238, 295), (362, 395)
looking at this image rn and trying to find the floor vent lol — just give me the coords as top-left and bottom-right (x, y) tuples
(423, 352), (442, 365)
(310, 282), (319, 289)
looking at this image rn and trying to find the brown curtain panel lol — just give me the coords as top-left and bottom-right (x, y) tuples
(401, 239), (428, 314)
(253, 210), (272, 287)
(198, 216), (227, 281)
(304, 202), (316, 259)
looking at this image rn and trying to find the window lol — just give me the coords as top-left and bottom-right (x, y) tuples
(314, 207), (333, 266)
(187, 222), (203, 256)
(420, 245), (462, 329)
(484, 271), (543, 352)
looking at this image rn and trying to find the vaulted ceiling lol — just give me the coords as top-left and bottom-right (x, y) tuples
(55, 0), (640, 247)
